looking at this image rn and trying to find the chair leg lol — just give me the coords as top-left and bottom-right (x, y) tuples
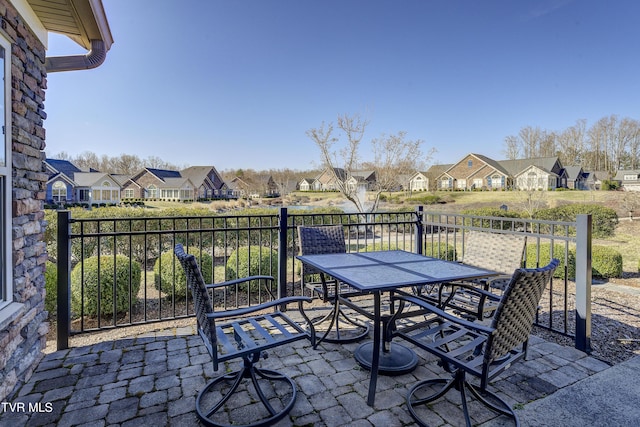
(312, 299), (369, 347)
(196, 357), (297, 427)
(407, 369), (519, 427)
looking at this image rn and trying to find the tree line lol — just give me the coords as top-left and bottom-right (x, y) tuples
(503, 115), (640, 175)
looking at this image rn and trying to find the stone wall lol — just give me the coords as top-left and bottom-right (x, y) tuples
(0, 0), (49, 402)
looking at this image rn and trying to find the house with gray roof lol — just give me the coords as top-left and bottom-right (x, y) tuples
(613, 170), (640, 192)
(181, 166), (230, 199)
(126, 167), (195, 201)
(432, 154), (568, 191)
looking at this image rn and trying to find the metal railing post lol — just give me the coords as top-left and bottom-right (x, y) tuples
(575, 214), (592, 353)
(278, 207), (288, 301)
(415, 205), (424, 255)
(57, 210), (71, 350)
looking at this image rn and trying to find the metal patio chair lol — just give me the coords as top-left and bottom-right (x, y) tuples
(174, 244), (315, 427)
(390, 258), (559, 427)
(427, 231), (527, 320)
(297, 225), (370, 346)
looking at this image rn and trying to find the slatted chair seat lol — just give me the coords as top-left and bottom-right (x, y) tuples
(390, 258), (559, 427)
(431, 231), (527, 320)
(298, 225), (370, 346)
(174, 244), (315, 427)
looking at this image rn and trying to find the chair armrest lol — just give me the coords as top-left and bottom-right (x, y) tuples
(391, 291), (495, 335)
(443, 282), (502, 302)
(206, 296), (313, 321)
(205, 275), (275, 290)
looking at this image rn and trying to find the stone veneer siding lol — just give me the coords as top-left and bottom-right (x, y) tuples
(0, 0), (49, 402)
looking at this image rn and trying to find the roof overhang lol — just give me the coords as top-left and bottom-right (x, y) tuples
(23, 0), (113, 72)
(27, 0), (113, 50)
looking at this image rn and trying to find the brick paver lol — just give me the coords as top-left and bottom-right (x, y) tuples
(0, 317), (609, 427)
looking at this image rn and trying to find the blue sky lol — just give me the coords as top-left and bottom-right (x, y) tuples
(44, 0), (640, 171)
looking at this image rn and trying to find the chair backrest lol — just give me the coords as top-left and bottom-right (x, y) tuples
(486, 258), (559, 363)
(297, 225), (346, 276)
(462, 231), (526, 275)
(174, 244), (216, 355)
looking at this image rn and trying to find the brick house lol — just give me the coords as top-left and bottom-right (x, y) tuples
(181, 166), (230, 199)
(0, 0), (113, 402)
(437, 154), (511, 190)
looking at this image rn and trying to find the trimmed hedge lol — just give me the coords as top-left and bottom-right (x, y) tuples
(153, 250), (213, 298)
(424, 242), (456, 261)
(533, 204), (618, 238)
(225, 247), (278, 292)
(71, 255), (141, 316)
(45, 261), (57, 314)
(591, 246), (623, 278)
(525, 243), (576, 279)
(460, 208), (522, 230)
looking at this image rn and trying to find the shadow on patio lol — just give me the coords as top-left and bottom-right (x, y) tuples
(2, 310), (610, 427)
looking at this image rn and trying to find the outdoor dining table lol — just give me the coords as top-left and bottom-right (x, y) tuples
(296, 249), (499, 406)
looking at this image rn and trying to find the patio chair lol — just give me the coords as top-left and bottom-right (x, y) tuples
(174, 244), (315, 427)
(429, 231), (527, 320)
(390, 258), (559, 427)
(297, 225), (370, 346)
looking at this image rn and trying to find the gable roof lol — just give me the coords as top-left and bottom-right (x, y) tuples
(45, 159), (82, 180)
(564, 166), (584, 180)
(181, 166), (223, 187)
(73, 172), (118, 187)
(498, 157), (561, 176)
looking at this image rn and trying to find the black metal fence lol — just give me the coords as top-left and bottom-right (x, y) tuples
(56, 207), (592, 353)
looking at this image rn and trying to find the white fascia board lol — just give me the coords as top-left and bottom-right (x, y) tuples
(11, 0), (48, 48)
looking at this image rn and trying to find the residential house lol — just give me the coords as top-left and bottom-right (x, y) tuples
(613, 170), (640, 192)
(564, 166), (587, 190)
(298, 177), (317, 191)
(437, 154), (511, 190)
(113, 174), (142, 199)
(313, 168), (346, 191)
(583, 170), (609, 190)
(181, 166), (230, 199)
(228, 174), (278, 198)
(407, 171), (429, 192)
(503, 157), (567, 190)
(45, 158), (82, 203)
(73, 172), (121, 205)
(127, 168), (195, 201)
(1, 0), (113, 402)
(348, 170), (376, 192)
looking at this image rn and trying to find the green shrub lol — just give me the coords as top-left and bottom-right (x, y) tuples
(153, 250), (213, 298)
(591, 246), (623, 278)
(461, 208), (522, 230)
(71, 255), (141, 316)
(45, 261), (57, 314)
(533, 204), (618, 238)
(424, 242), (456, 261)
(363, 242), (400, 251)
(525, 243), (576, 279)
(225, 247), (278, 291)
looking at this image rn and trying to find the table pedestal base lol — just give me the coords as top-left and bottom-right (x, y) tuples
(355, 341), (418, 375)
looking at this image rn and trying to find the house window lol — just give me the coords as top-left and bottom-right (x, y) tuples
(468, 160), (473, 168)
(52, 181), (66, 202)
(457, 179), (466, 189)
(473, 178), (483, 189)
(123, 189), (134, 198)
(147, 185), (157, 198)
(78, 189), (90, 202)
(491, 174), (502, 188)
(1, 38), (12, 307)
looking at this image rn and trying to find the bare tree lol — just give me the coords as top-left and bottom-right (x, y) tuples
(502, 135), (520, 160)
(556, 119), (586, 166)
(307, 113), (430, 213)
